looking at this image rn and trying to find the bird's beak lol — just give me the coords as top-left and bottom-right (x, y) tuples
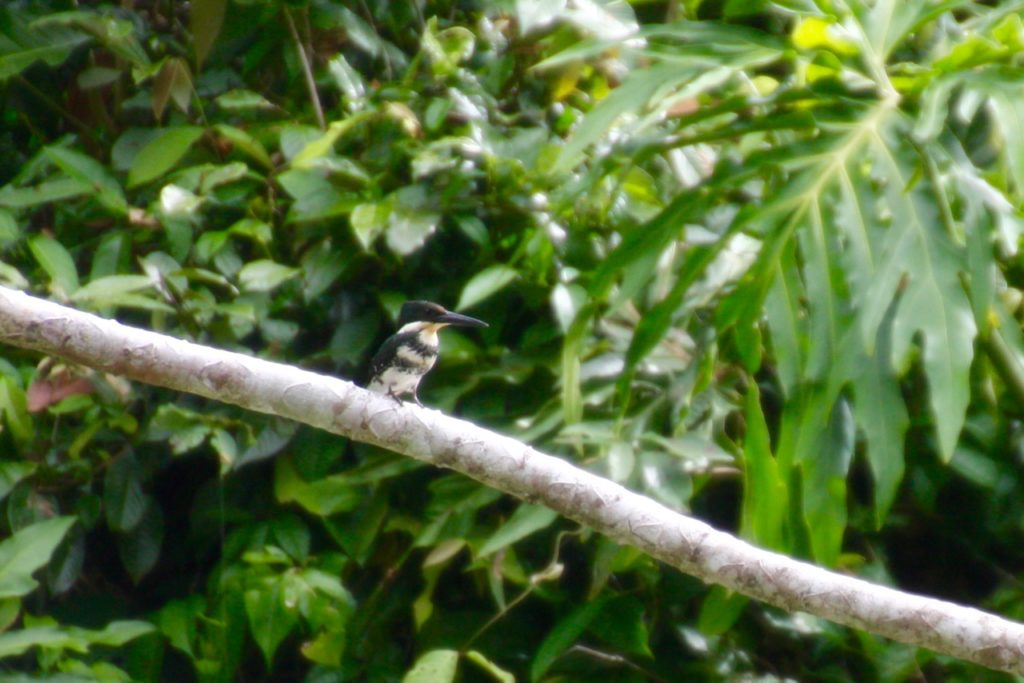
(437, 311), (488, 328)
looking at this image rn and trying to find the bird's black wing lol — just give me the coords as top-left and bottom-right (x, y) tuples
(367, 331), (420, 383)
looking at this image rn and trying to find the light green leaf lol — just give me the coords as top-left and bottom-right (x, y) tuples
(0, 517), (75, 599)
(456, 265), (517, 311)
(127, 126), (204, 187)
(465, 650), (515, 683)
(0, 462), (35, 503)
(477, 503), (558, 558)
(739, 382), (786, 550)
(403, 649), (459, 683)
(245, 578), (297, 669)
(70, 274), (154, 306)
(238, 259), (300, 292)
(350, 200), (390, 250)
(698, 586), (748, 636)
(43, 146), (127, 215)
(213, 123), (273, 170)
(28, 235), (79, 295)
(0, 177), (91, 208)
(0, 378), (32, 444)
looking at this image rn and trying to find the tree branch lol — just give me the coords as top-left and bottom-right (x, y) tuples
(0, 285), (1022, 673)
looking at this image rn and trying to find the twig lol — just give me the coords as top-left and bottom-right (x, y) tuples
(283, 6), (326, 130)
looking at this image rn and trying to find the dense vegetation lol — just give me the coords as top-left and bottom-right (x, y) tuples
(1, 0), (1024, 680)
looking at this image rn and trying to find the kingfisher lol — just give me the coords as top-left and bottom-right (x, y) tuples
(366, 300), (488, 406)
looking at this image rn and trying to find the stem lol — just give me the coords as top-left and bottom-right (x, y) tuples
(283, 7), (325, 130)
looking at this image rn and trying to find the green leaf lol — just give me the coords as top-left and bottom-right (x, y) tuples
(350, 200), (391, 250)
(43, 146), (127, 215)
(237, 259), (300, 292)
(0, 378), (32, 444)
(190, 0), (227, 69)
(477, 504), (558, 558)
(70, 274), (155, 307)
(386, 186), (440, 256)
(456, 265), (518, 311)
(0, 517), (75, 599)
(28, 234), (79, 295)
(531, 598), (609, 682)
(127, 126), (204, 187)
(0, 8), (89, 80)
(848, 306), (908, 526)
(245, 577), (298, 669)
(740, 382), (786, 549)
(868, 137), (975, 461)
(403, 649), (459, 683)
(801, 397), (855, 566)
(697, 586), (748, 635)
(214, 123), (273, 170)
(0, 177), (91, 208)
(561, 305), (594, 426)
(104, 454), (146, 533)
(274, 458), (361, 516)
(464, 650), (515, 683)
(0, 462), (34, 503)
(590, 596), (651, 656)
(0, 619), (153, 659)
(117, 501), (163, 583)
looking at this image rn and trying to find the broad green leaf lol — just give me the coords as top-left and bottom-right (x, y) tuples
(104, 454), (146, 533)
(561, 305), (593, 426)
(0, 618), (154, 659)
(43, 146), (127, 215)
(697, 586), (748, 636)
(155, 596), (204, 658)
(0, 516), (75, 599)
(190, 0), (227, 69)
(740, 382), (786, 550)
(456, 265), (518, 310)
(127, 126), (204, 187)
(589, 596), (651, 656)
(849, 306), (908, 526)
(0, 209), (18, 244)
(28, 235), (78, 295)
(350, 200), (390, 250)
(245, 578), (297, 669)
(477, 504), (558, 558)
(0, 462), (34, 503)
(0, 177), (90, 208)
(214, 123), (273, 170)
(290, 114), (371, 167)
(0, 378), (32, 444)
(867, 136), (976, 461)
(70, 274), (154, 306)
(530, 598), (609, 682)
(117, 501), (163, 583)
(238, 259), (299, 292)
(386, 186), (440, 256)
(801, 397), (854, 566)
(403, 649), (459, 683)
(0, 8), (89, 79)
(274, 458), (360, 516)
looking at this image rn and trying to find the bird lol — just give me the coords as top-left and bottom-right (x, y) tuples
(366, 300), (487, 406)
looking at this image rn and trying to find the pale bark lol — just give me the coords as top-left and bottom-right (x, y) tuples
(0, 285), (1021, 672)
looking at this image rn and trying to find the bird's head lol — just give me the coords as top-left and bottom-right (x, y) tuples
(397, 301), (488, 329)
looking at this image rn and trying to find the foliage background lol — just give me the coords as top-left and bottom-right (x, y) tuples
(1, 0), (1024, 680)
